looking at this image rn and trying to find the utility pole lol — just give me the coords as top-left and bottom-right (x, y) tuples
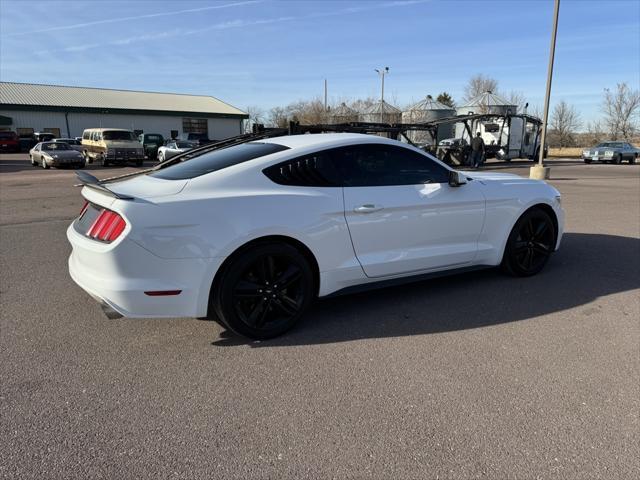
(324, 79), (328, 118)
(531, 0), (560, 180)
(375, 67), (389, 123)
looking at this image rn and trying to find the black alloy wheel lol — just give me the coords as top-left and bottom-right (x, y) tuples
(502, 208), (556, 277)
(213, 243), (314, 339)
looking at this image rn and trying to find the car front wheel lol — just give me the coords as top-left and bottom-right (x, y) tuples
(212, 243), (315, 339)
(501, 208), (556, 277)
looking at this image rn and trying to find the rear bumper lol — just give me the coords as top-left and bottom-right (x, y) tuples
(67, 224), (224, 318)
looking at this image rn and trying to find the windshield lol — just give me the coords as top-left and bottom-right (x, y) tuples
(150, 142), (289, 180)
(42, 143), (71, 151)
(597, 142), (624, 148)
(103, 130), (136, 141)
(176, 141), (195, 148)
(146, 135), (163, 143)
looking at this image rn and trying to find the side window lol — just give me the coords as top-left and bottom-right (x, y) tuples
(82, 130), (90, 140)
(263, 149), (341, 187)
(335, 144), (450, 186)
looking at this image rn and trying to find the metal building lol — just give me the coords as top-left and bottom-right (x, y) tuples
(361, 100), (402, 124)
(402, 95), (455, 145)
(0, 82), (247, 140)
(329, 103), (359, 123)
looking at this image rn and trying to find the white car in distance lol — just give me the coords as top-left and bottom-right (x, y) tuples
(67, 133), (564, 339)
(157, 140), (197, 162)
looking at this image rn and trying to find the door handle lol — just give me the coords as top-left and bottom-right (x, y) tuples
(354, 204), (383, 213)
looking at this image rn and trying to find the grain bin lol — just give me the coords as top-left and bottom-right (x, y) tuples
(457, 91), (516, 116)
(402, 95), (455, 144)
(361, 100), (401, 124)
(330, 103), (359, 124)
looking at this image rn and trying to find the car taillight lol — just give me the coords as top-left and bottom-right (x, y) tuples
(86, 208), (127, 242)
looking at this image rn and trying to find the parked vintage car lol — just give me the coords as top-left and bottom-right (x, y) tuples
(157, 140), (197, 162)
(0, 130), (20, 152)
(52, 137), (83, 152)
(81, 128), (145, 167)
(30, 141), (84, 169)
(138, 133), (164, 160)
(582, 141), (639, 164)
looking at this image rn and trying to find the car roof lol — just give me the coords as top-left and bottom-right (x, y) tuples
(83, 128), (132, 132)
(260, 133), (400, 150)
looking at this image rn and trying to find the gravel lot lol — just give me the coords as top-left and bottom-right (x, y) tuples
(1, 153), (638, 479)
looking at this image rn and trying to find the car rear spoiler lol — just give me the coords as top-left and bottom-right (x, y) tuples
(75, 171), (134, 200)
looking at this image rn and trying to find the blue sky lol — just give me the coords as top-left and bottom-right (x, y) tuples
(1, 0), (638, 125)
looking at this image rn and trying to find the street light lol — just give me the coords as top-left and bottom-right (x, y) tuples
(531, 0), (560, 180)
(375, 67), (389, 123)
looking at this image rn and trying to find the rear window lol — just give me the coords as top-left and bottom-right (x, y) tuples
(146, 135), (163, 142)
(149, 142), (289, 180)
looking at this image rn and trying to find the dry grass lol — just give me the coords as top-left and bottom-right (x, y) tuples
(548, 147), (583, 158)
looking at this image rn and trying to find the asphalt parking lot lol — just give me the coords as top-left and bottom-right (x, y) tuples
(1, 153), (638, 479)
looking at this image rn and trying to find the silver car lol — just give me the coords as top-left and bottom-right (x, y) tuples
(29, 142), (85, 169)
(582, 141), (639, 164)
(156, 140), (197, 162)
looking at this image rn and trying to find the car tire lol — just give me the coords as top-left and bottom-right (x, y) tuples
(615, 154), (622, 164)
(501, 208), (556, 277)
(212, 243), (315, 339)
(83, 151), (91, 165)
(135, 159), (143, 167)
(100, 155), (109, 167)
(75, 162), (85, 169)
(157, 151), (164, 163)
(583, 159), (592, 164)
(41, 157), (50, 169)
(631, 154), (637, 165)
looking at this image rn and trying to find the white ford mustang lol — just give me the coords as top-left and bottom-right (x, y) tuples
(67, 133), (564, 338)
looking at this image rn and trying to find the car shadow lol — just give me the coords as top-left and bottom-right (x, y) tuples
(211, 233), (640, 347)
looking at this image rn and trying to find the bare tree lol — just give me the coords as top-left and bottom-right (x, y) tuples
(506, 90), (527, 114)
(267, 106), (289, 128)
(244, 105), (264, 133)
(436, 92), (455, 108)
(602, 82), (640, 140)
(583, 120), (605, 146)
(549, 100), (582, 148)
(463, 74), (499, 103)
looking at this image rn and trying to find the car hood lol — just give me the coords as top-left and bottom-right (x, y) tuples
(46, 150), (83, 158)
(105, 175), (188, 199)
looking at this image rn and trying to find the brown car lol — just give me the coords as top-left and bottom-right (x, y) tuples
(81, 128), (145, 167)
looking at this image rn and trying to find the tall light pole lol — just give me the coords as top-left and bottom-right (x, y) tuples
(531, 0), (560, 180)
(375, 67), (389, 123)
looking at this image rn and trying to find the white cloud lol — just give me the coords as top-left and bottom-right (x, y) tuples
(3, 0), (262, 37)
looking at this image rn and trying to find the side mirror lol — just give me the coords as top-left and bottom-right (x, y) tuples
(448, 170), (467, 187)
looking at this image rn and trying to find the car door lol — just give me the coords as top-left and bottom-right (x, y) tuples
(339, 144), (486, 278)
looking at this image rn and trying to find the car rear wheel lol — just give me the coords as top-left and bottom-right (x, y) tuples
(212, 243), (314, 339)
(631, 154), (637, 165)
(615, 154), (622, 164)
(501, 208), (555, 277)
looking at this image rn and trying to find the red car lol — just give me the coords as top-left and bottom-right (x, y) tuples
(0, 131), (20, 152)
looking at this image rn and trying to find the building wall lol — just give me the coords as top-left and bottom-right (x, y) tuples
(0, 109), (243, 139)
